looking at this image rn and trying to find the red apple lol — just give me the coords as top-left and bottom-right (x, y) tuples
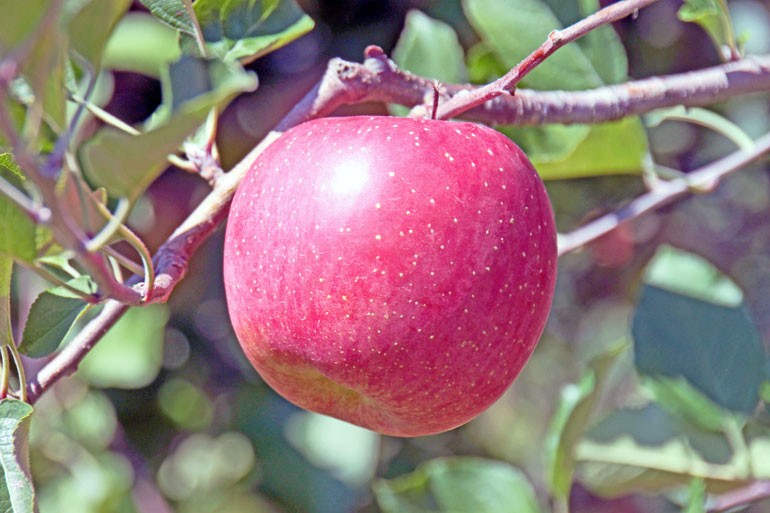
(223, 116), (557, 437)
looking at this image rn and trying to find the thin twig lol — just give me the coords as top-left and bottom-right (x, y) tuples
(434, 0), (661, 120)
(708, 480), (770, 512)
(557, 131), (770, 256)
(182, 0), (208, 58)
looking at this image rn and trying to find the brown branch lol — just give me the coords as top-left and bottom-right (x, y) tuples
(557, 131), (770, 256)
(708, 480), (770, 512)
(282, 47), (770, 127)
(27, 301), (127, 403)
(434, 0), (661, 120)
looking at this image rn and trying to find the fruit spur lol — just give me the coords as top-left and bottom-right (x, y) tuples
(223, 116), (557, 437)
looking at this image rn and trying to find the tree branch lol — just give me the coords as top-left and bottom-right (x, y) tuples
(557, 131), (770, 256)
(435, 0), (661, 120)
(708, 480), (770, 512)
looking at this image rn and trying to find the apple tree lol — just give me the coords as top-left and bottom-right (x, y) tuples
(1, 0), (770, 512)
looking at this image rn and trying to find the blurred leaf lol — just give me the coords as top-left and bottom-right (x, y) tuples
(0, 0), (52, 55)
(68, 0), (132, 69)
(285, 412), (379, 487)
(0, 399), (35, 513)
(645, 106), (754, 151)
(0, 154), (37, 262)
(19, 277), (95, 358)
(393, 10), (468, 84)
(576, 0), (628, 84)
(184, 0), (315, 63)
(633, 285), (764, 416)
(545, 345), (625, 499)
(78, 304), (169, 389)
(466, 42), (509, 84)
(81, 57), (256, 202)
(5, 0), (68, 131)
(103, 12), (181, 78)
(374, 457), (542, 513)
(138, 0), (196, 35)
(576, 403), (749, 496)
(63, 390), (118, 451)
(678, 0), (736, 58)
(505, 118), (648, 180)
(391, 10), (467, 117)
(463, 0), (603, 90)
(158, 378), (214, 431)
(644, 245), (744, 307)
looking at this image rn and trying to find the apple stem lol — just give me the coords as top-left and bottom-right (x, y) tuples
(431, 81), (441, 120)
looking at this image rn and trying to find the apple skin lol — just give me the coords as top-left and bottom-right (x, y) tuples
(223, 116), (557, 437)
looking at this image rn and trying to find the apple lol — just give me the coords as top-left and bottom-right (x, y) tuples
(223, 116), (557, 437)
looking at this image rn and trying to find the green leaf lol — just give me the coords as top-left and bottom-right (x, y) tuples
(545, 345), (626, 499)
(68, 0), (133, 69)
(0, 399), (35, 513)
(78, 304), (169, 389)
(0, 154), (37, 262)
(18, 277), (94, 358)
(644, 245), (744, 307)
(504, 117), (648, 180)
(3, 0), (68, 131)
(576, 0), (628, 84)
(102, 12), (182, 78)
(0, 257), (11, 348)
(185, 0), (315, 63)
(393, 10), (468, 84)
(81, 57), (256, 202)
(576, 405), (770, 496)
(374, 457), (542, 513)
(466, 42), (509, 84)
(632, 285), (764, 416)
(391, 10), (468, 117)
(678, 0), (737, 58)
(0, 0), (52, 55)
(138, 0), (196, 35)
(463, 0), (603, 90)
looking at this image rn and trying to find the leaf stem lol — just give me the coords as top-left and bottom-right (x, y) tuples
(182, 0), (208, 58)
